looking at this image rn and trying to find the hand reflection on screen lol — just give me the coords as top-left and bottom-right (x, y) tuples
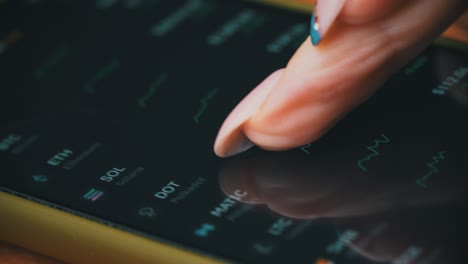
(219, 151), (468, 263)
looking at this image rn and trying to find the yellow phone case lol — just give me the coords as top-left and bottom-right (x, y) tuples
(0, 192), (224, 264)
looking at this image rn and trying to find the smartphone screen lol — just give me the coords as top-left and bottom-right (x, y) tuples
(1, 1), (468, 263)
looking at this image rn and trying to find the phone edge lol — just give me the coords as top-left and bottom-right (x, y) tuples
(0, 191), (225, 264)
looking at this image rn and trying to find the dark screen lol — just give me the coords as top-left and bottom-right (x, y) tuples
(1, 1), (468, 263)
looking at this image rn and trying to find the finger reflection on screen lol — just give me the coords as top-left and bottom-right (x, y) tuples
(219, 151), (468, 263)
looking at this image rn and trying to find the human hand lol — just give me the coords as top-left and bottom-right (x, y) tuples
(214, 0), (467, 157)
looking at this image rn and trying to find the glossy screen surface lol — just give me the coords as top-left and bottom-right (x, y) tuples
(1, 1), (468, 263)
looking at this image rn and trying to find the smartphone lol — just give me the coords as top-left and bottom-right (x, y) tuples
(1, 1), (467, 263)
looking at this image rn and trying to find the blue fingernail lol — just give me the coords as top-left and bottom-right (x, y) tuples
(310, 8), (321, 46)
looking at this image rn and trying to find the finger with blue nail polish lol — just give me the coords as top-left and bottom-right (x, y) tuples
(311, 0), (406, 46)
(310, 0), (347, 46)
